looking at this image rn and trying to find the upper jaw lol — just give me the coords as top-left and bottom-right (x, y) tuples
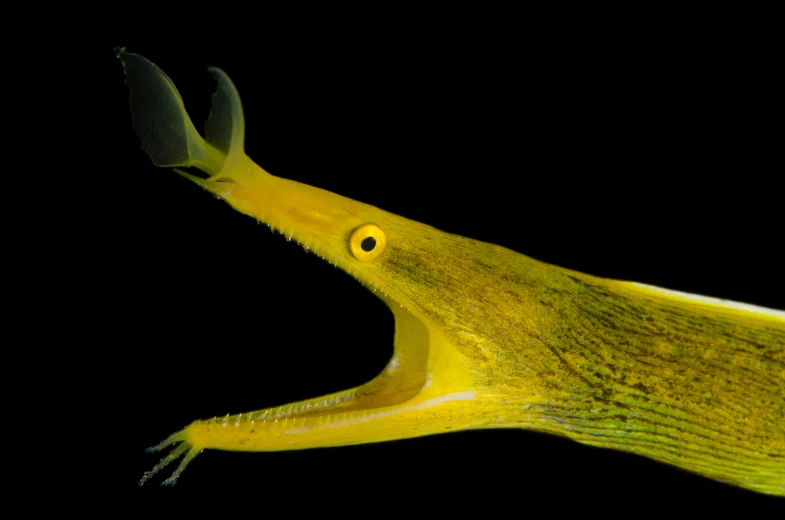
(186, 159), (426, 312)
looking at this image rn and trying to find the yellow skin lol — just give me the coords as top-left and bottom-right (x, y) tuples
(118, 50), (785, 495)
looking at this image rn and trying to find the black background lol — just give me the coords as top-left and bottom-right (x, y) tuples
(96, 12), (783, 514)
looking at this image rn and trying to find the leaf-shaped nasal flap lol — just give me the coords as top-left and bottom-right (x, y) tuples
(116, 48), (206, 169)
(205, 67), (246, 175)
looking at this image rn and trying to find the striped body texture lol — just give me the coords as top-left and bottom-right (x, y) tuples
(118, 50), (784, 495)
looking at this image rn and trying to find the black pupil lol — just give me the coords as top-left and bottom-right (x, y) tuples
(361, 236), (377, 252)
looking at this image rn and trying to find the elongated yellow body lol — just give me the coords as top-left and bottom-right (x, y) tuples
(118, 50), (785, 495)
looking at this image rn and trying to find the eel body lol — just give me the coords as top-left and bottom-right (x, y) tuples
(118, 50), (785, 495)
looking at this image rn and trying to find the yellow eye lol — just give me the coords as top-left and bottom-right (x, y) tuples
(349, 224), (387, 261)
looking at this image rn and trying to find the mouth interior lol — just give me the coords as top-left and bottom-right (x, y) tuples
(170, 167), (433, 420)
(270, 293), (431, 422)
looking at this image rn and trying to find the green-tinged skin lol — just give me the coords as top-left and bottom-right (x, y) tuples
(118, 49), (785, 495)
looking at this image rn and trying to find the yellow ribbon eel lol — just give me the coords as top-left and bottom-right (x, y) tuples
(117, 49), (785, 495)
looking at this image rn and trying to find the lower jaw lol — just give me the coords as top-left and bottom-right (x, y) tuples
(182, 389), (490, 452)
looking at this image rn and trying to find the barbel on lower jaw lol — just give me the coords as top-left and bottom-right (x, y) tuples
(119, 49), (785, 495)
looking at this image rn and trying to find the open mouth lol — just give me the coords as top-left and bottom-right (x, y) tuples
(139, 287), (437, 485)
(121, 48), (479, 486)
